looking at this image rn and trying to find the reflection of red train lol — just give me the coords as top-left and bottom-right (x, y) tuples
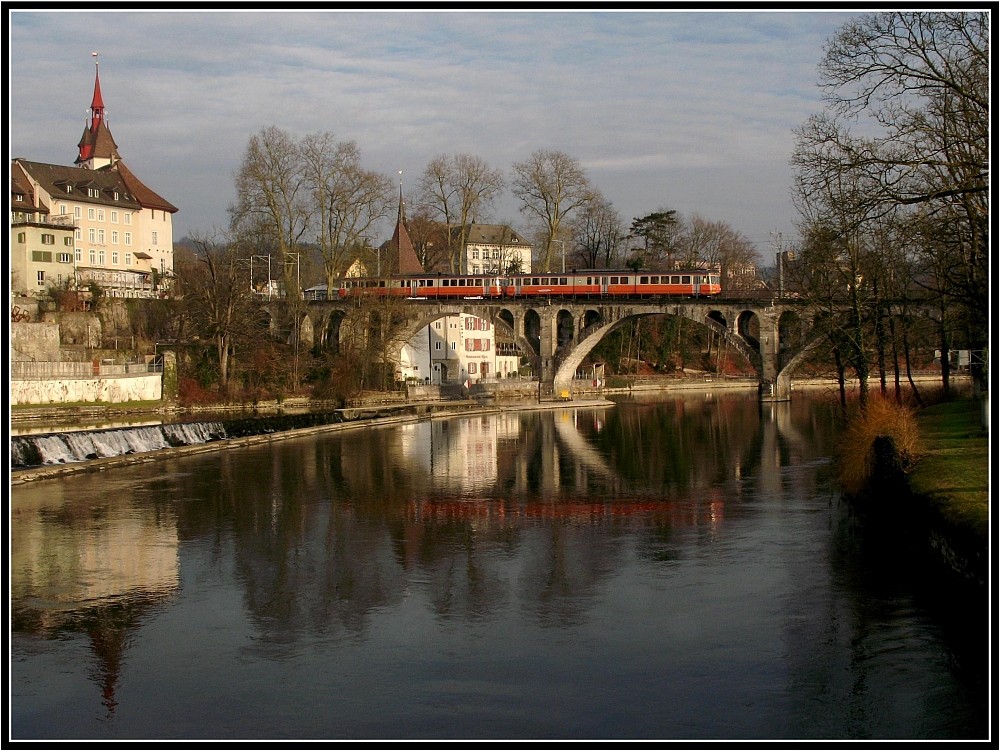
(337, 270), (722, 300)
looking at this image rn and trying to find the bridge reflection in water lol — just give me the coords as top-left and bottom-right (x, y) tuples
(16, 394), (971, 742)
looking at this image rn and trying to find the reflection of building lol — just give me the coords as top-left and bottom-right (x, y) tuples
(11, 489), (179, 715)
(398, 414), (522, 490)
(10, 58), (177, 300)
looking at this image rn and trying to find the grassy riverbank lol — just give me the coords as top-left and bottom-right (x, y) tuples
(910, 398), (989, 534)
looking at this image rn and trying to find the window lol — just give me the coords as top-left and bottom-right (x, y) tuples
(112, 231), (119, 244)
(59, 203), (67, 215)
(58, 253), (72, 264)
(98, 229), (105, 244)
(88, 208), (95, 220)
(472, 250), (479, 259)
(75, 229), (82, 241)
(112, 251), (119, 265)
(66, 184), (73, 194)
(32, 251), (53, 262)
(89, 228), (96, 243)
(125, 253), (132, 265)
(74, 207), (81, 218)
(435, 342), (442, 350)
(111, 211), (118, 224)
(468, 363), (478, 374)
(124, 213), (131, 225)
(76, 248), (82, 263)
(88, 187), (99, 198)
(37, 271), (45, 285)
(151, 231), (158, 245)
(89, 249), (96, 264)
(99, 250), (106, 265)
(97, 209), (105, 222)
(17, 232), (25, 243)
(41, 234), (55, 245)
(124, 232), (132, 246)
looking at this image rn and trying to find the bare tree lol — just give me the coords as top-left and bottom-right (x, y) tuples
(569, 193), (627, 269)
(230, 125), (312, 298)
(174, 233), (261, 393)
(406, 205), (452, 272)
(675, 214), (761, 290)
(511, 149), (594, 272)
(300, 132), (394, 293)
(417, 154), (505, 272)
(801, 11), (989, 392)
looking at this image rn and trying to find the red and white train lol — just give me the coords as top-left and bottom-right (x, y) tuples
(336, 270), (722, 300)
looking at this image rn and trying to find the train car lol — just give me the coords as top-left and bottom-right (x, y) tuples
(337, 270), (722, 300)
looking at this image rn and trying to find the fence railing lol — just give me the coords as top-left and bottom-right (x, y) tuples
(11, 361), (163, 380)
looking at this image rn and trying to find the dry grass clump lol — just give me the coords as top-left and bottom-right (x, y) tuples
(837, 393), (923, 496)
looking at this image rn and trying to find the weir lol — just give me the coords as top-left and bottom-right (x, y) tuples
(11, 422), (228, 468)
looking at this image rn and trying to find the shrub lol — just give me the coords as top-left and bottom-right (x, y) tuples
(837, 394), (922, 496)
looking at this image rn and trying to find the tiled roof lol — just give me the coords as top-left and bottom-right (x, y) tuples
(76, 120), (120, 165)
(14, 159), (142, 210)
(462, 223), (530, 246)
(389, 217), (425, 275)
(114, 160), (178, 213)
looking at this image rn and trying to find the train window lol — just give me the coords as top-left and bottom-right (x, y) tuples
(532, 278), (539, 285)
(682, 276), (691, 284)
(640, 276), (649, 284)
(651, 276), (659, 284)
(587, 277), (592, 285)
(560, 277), (568, 285)
(670, 276), (680, 284)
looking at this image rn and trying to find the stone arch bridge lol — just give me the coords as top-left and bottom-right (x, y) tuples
(272, 295), (820, 401)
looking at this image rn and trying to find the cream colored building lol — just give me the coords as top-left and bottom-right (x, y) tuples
(460, 223), (532, 276)
(398, 312), (520, 386)
(10, 62), (177, 300)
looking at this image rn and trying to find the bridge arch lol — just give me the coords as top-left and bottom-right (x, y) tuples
(302, 296), (815, 401)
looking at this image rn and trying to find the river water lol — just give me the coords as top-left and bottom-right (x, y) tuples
(9, 392), (988, 741)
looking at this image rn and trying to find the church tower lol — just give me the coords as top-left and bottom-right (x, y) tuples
(386, 173), (424, 275)
(75, 53), (121, 170)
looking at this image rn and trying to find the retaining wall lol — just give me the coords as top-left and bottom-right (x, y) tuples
(11, 374), (162, 406)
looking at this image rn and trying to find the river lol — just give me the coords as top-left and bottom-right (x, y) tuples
(9, 392), (988, 741)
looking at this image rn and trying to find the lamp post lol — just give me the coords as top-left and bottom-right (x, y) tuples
(552, 239), (566, 273)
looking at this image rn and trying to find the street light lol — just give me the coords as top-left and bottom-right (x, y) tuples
(552, 239), (566, 273)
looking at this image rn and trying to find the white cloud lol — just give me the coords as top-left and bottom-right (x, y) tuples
(10, 9), (859, 255)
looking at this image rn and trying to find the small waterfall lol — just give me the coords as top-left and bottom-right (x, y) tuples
(11, 422), (228, 468)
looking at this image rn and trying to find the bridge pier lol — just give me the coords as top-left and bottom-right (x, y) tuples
(756, 310), (791, 402)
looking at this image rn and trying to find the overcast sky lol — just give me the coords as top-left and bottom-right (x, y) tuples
(9, 8), (862, 262)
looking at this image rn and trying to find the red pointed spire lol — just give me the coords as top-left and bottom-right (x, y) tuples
(90, 53), (105, 128)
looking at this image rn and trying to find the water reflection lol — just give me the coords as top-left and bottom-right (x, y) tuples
(10, 395), (983, 740)
(11, 475), (179, 716)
